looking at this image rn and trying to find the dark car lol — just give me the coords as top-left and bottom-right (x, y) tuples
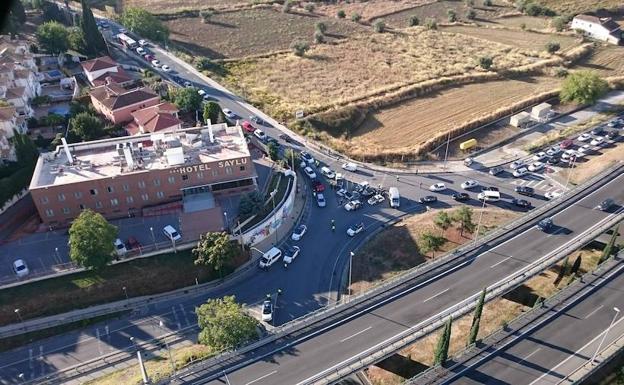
(547, 157), (561, 166)
(489, 166), (503, 176)
(279, 133), (293, 143)
(266, 137), (280, 148)
(598, 198), (615, 211)
(591, 126), (604, 136)
(515, 186), (535, 197)
(537, 217), (554, 231)
(512, 198), (531, 209)
(606, 130), (619, 140)
(452, 192), (470, 201)
(482, 186), (500, 192)
(312, 180), (325, 193)
(250, 116), (266, 126)
(419, 196), (438, 204)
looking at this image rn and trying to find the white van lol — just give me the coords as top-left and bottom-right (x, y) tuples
(477, 190), (501, 202)
(320, 166), (336, 180)
(259, 247), (282, 269)
(389, 187), (400, 208)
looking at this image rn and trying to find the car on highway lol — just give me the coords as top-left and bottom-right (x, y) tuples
(138, 39), (148, 46)
(513, 167), (528, 177)
(344, 200), (362, 211)
(512, 198), (531, 209)
(546, 146), (561, 157)
(283, 246), (300, 264)
(591, 126), (604, 136)
(419, 195), (437, 204)
(347, 222), (365, 237)
(161, 65), (171, 72)
(279, 133), (293, 143)
(452, 192), (469, 201)
(510, 160), (525, 170)
(259, 247), (282, 269)
(222, 108), (236, 119)
(291, 225), (307, 241)
(12, 259), (29, 278)
(536, 217), (553, 231)
(250, 115), (266, 126)
(300, 151), (315, 165)
(114, 238), (127, 256)
(261, 300), (273, 322)
(303, 166), (316, 179)
(532, 151), (548, 161)
(429, 183), (446, 192)
(312, 180), (325, 193)
(151, 59), (161, 68)
(482, 186), (499, 192)
(320, 166), (336, 180)
(241, 121), (255, 133)
(183, 81), (192, 87)
(136, 47), (146, 55)
(368, 194), (385, 205)
(545, 191), (562, 200)
(578, 133), (592, 142)
(461, 180), (479, 189)
(143, 54), (155, 62)
(197, 89), (206, 97)
(528, 161), (545, 172)
(163, 225), (182, 242)
(590, 136), (605, 146)
(253, 129), (267, 141)
(316, 193), (326, 207)
(514, 185), (535, 197)
(342, 162), (357, 172)
(489, 166), (503, 176)
(598, 198), (615, 211)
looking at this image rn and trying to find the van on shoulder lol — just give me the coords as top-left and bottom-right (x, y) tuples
(389, 187), (400, 208)
(259, 247), (282, 269)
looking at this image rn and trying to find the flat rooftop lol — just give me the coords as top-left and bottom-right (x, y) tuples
(31, 123), (251, 188)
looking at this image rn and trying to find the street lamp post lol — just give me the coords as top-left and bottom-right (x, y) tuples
(14, 308), (22, 323)
(270, 189), (278, 245)
(474, 198), (487, 243)
(565, 155), (577, 191)
(592, 307), (620, 363)
(348, 252), (354, 302)
(54, 247), (61, 265)
(224, 211), (229, 233)
(158, 321), (176, 377)
(149, 226), (156, 249)
(443, 131), (451, 170)
(122, 286), (129, 301)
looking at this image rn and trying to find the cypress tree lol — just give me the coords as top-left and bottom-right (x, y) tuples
(467, 288), (486, 346)
(81, 0), (108, 56)
(599, 225), (620, 264)
(434, 317), (452, 365)
(570, 255), (582, 276)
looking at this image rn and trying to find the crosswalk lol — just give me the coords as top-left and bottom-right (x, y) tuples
(508, 173), (566, 195)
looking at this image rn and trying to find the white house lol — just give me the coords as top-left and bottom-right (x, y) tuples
(80, 56), (120, 85)
(0, 105), (26, 138)
(1, 86), (32, 117)
(571, 15), (622, 45)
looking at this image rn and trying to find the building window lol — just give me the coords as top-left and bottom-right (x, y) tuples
(90, 188), (98, 196)
(122, 184), (130, 192)
(58, 193), (66, 202)
(111, 198), (119, 206)
(212, 169), (218, 177)
(107, 186), (114, 193)
(40, 196), (49, 204)
(141, 193), (149, 201)
(45, 208), (54, 217)
(95, 201), (103, 208)
(225, 167), (233, 175)
(240, 166), (245, 171)
(182, 174), (189, 181)
(138, 180), (146, 189)
(74, 191), (82, 199)
(156, 191), (165, 199)
(126, 196), (134, 204)
(79, 204), (85, 210)
(153, 179), (161, 186)
(168, 176), (176, 184)
(197, 172), (204, 179)
(62, 207), (70, 214)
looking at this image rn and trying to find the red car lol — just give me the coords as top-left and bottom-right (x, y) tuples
(559, 139), (573, 149)
(241, 120), (255, 133)
(127, 236), (142, 252)
(143, 54), (155, 61)
(312, 180), (325, 193)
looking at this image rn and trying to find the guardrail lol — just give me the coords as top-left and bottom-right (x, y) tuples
(168, 163), (624, 383)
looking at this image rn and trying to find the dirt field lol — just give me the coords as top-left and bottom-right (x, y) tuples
(121, 0), (254, 13)
(568, 142), (624, 185)
(165, 8), (366, 59)
(441, 25), (580, 51)
(575, 46), (624, 78)
(534, 0), (624, 15)
(313, 0), (435, 21)
(350, 76), (560, 157)
(482, 15), (552, 30)
(223, 29), (542, 118)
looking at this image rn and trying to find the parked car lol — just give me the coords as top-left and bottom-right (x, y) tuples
(512, 198), (531, 209)
(537, 217), (554, 231)
(606, 130), (619, 140)
(590, 136), (605, 146)
(143, 54), (155, 61)
(320, 166), (336, 180)
(241, 121), (255, 133)
(127, 236), (141, 251)
(460, 180), (479, 190)
(591, 126), (604, 136)
(316, 193), (326, 207)
(533, 151), (548, 161)
(513, 167), (529, 177)
(510, 160), (525, 170)
(114, 238), (127, 256)
(303, 166), (317, 179)
(161, 65), (171, 72)
(344, 200), (362, 211)
(347, 222), (365, 237)
(222, 108), (236, 119)
(163, 225), (182, 242)
(561, 149), (578, 160)
(291, 225), (307, 241)
(279, 133), (293, 143)
(342, 162), (357, 172)
(261, 300), (273, 322)
(368, 194), (385, 205)
(452, 192), (469, 201)
(250, 115), (265, 125)
(151, 59), (161, 68)
(119, 27), (127, 33)
(300, 151), (315, 165)
(283, 246), (300, 264)
(547, 156), (561, 166)
(312, 180), (325, 193)
(578, 144), (594, 154)
(259, 247), (282, 269)
(545, 191), (562, 200)
(429, 183), (446, 192)
(607, 119), (623, 128)
(546, 146), (561, 157)
(419, 195), (437, 204)
(578, 133), (592, 142)
(489, 166), (503, 176)
(559, 139), (574, 149)
(528, 162), (545, 172)
(138, 39), (148, 46)
(336, 188), (347, 197)
(253, 129), (267, 141)
(136, 47), (146, 55)
(12, 259), (29, 278)
(515, 186), (534, 197)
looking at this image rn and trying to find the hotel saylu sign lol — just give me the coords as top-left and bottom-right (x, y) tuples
(169, 158), (248, 174)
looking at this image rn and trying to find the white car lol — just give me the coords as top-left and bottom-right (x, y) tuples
(460, 180), (479, 190)
(336, 188), (347, 197)
(561, 149), (578, 160)
(12, 259), (29, 278)
(261, 300), (273, 322)
(198, 89), (206, 96)
(513, 167), (529, 178)
(429, 183), (446, 192)
(510, 160), (525, 170)
(590, 136), (605, 146)
(528, 162), (544, 172)
(546, 146), (561, 157)
(316, 193), (326, 207)
(291, 225), (307, 241)
(222, 108), (236, 119)
(342, 162), (357, 172)
(151, 59), (161, 68)
(138, 39), (148, 46)
(533, 152), (547, 161)
(161, 65), (171, 72)
(578, 133), (592, 142)
(303, 166), (316, 179)
(136, 47), (146, 55)
(545, 191), (562, 200)
(368, 194), (385, 205)
(346, 222), (365, 237)
(283, 246), (300, 264)
(578, 144), (593, 154)
(253, 129), (266, 141)
(114, 238), (127, 256)
(163, 225), (182, 242)
(344, 200), (362, 211)
(300, 152), (314, 165)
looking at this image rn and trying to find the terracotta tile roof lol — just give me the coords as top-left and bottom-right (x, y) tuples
(13, 69), (29, 79)
(81, 56), (117, 73)
(90, 85), (159, 111)
(130, 103), (182, 133)
(0, 106), (16, 121)
(92, 67), (133, 86)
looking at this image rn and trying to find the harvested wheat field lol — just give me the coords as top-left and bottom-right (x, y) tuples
(164, 8), (366, 59)
(347, 76), (560, 156)
(483, 15), (552, 30)
(121, 0), (252, 14)
(442, 25), (579, 51)
(224, 29), (542, 118)
(534, 0), (623, 15)
(313, 0), (435, 22)
(575, 46), (624, 77)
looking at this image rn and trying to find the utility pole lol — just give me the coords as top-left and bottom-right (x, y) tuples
(592, 307), (620, 363)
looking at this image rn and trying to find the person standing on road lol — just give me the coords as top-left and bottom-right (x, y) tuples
(396, 175), (400, 183)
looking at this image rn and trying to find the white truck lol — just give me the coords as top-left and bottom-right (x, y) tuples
(389, 187), (400, 208)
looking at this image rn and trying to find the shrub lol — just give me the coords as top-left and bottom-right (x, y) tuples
(546, 41), (560, 54)
(409, 15), (419, 26)
(552, 16), (567, 32)
(304, 3), (315, 12)
(290, 39), (310, 57)
(337, 10), (346, 18)
(425, 18), (438, 30)
(520, 22), (526, 30)
(373, 19), (386, 33)
(560, 70), (608, 105)
(447, 9), (457, 22)
(466, 8), (476, 20)
(466, 0), (475, 5)
(351, 13), (361, 22)
(314, 31), (325, 43)
(282, 0), (293, 13)
(483, 0), (492, 5)
(478, 56), (493, 70)
(200, 10), (213, 23)
(315, 21), (327, 34)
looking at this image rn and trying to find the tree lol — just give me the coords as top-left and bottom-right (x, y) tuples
(447, 9), (457, 22)
(10, 0), (26, 25)
(599, 225), (619, 264)
(351, 13), (362, 23)
(68, 27), (86, 54)
(373, 20), (386, 33)
(409, 15), (419, 26)
(552, 16), (567, 32)
(193, 232), (238, 277)
(434, 317), (452, 365)
(314, 31), (325, 44)
(483, 0), (492, 5)
(290, 40), (309, 57)
(570, 254), (582, 276)
(425, 18), (438, 30)
(70, 112), (104, 141)
(41, 1), (65, 23)
(337, 10), (346, 19)
(546, 41), (560, 54)
(466, 8), (476, 20)
(315, 22), (327, 34)
(467, 288), (486, 346)
(203, 101), (225, 124)
(172, 87), (203, 113)
(465, 0), (475, 5)
(68, 209), (118, 270)
(196, 296), (259, 351)
(118, 7), (169, 43)
(80, 0), (108, 57)
(478, 56), (493, 70)
(36, 21), (69, 54)
(239, 191), (264, 219)
(560, 71), (608, 106)
(554, 256), (569, 285)
(200, 10), (214, 23)
(420, 231), (446, 257)
(453, 206), (476, 236)
(267, 141), (279, 161)
(304, 3), (315, 12)
(434, 211), (452, 232)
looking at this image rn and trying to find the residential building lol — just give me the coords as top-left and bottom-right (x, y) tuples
(571, 15), (622, 45)
(0, 106), (26, 137)
(89, 83), (160, 124)
(30, 124), (258, 226)
(81, 56), (132, 87)
(126, 102), (182, 135)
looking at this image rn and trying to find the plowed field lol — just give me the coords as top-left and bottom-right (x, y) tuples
(442, 25), (579, 51)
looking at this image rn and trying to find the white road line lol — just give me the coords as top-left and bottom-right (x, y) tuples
(584, 305), (604, 320)
(38, 346), (44, 376)
(490, 256), (512, 268)
(519, 347), (541, 365)
(423, 289), (450, 303)
(340, 326), (373, 343)
(245, 370), (277, 385)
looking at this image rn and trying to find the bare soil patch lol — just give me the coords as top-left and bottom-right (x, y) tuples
(313, 0), (435, 22)
(575, 46), (624, 78)
(121, 0), (252, 14)
(568, 142), (624, 185)
(483, 15), (552, 30)
(441, 25), (579, 51)
(534, 0), (624, 15)
(165, 8), (366, 59)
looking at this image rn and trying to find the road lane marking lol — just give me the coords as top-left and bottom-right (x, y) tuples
(245, 370), (277, 385)
(423, 289), (450, 303)
(490, 256), (512, 268)
(584, 305), (604, 320)
(518, 347), (540, 365)
(340, 327), (372, 343)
